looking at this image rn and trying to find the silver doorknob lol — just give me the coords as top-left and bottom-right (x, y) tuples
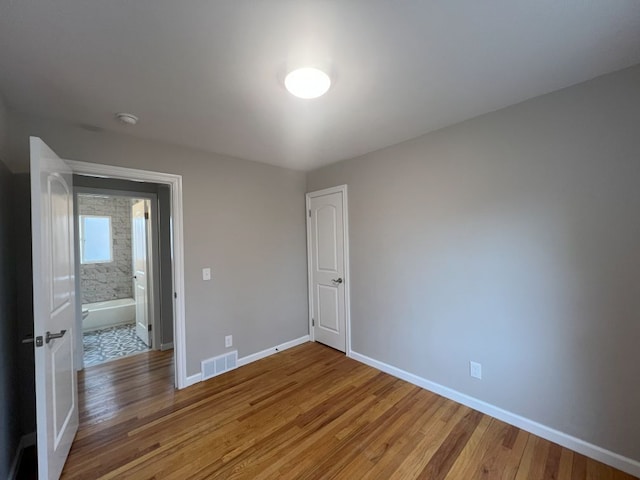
(332, 278), (343, 284)
(45, 330), (66, 344)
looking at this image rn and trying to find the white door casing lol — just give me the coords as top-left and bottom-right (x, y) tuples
(306, 185), (350, 353)
(65, 160), (187, 389)
(132, 199), (151, 346)
(31, 137), (79, 480)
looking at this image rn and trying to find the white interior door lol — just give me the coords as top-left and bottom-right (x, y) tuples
(30, 137), (79, 480)
(307, 187), (349, 352)
(132, 199), (151, 346)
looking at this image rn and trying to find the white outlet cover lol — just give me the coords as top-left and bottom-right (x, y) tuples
(202, 267), (211, 281)
(470, 361), (482, 379)
(225, 335), (233, 347)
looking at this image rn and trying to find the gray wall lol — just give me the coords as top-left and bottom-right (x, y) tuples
(12, 173), (36, 441)
(307, 64), (640, 461)
(157, 185), (174, 347)
(0, 94), (6, 162)
(0, 99), (20, 475)
(10, 172), (37, 443)
(77, 195), (133, 304)
(0, 95), (33, 477)
(7, 118), (309, 376)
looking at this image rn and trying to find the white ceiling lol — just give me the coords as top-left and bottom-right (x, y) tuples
(1, 1), (639, 171)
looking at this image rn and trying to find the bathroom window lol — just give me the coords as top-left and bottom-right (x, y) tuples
(79, 215), (113, 264)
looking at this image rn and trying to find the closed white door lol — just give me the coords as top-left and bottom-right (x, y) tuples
(30, 137), (79, 479)
(132, 200), (151, 346)
(307, 187), (349, 352)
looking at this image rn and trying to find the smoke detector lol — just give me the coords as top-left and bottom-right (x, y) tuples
(115, 113), (139, 125)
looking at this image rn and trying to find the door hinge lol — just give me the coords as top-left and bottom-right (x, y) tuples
(144, 212), (149, 220)
(312, 318), (315, 327)
(308, 209), (311, 217)
(148, 324), (152, 331)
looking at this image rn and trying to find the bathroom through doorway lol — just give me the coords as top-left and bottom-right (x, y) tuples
(77, 192), (156, 367)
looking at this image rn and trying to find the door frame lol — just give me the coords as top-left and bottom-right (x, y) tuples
(305, 184), (352, 356)
(66, 160), (188, 389)
(74, 188), (161, 358)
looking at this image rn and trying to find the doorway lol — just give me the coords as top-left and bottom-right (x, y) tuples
(76, 192), (157, 367)
(66, 160), (187, 389)
(306, 185), (351, 354)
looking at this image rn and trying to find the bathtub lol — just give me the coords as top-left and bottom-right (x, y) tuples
(82, 298), (136, 331)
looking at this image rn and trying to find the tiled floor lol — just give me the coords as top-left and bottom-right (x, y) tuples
(83, 323), (150, 367)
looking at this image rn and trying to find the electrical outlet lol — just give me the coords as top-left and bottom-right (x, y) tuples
(470, 361), (482, 379)
(202, 268), (211, 281)
(225, 335), (233, 348)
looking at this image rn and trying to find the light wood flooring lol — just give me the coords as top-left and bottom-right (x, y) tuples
(61, 342), (637, 479)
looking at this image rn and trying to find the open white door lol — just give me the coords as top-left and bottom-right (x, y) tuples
(30, 137), (79, 479)
(307, 186), (350, 352)
(132, 199), (151, 347)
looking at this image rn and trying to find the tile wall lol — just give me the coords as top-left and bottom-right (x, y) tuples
(78, 195), (134, 304)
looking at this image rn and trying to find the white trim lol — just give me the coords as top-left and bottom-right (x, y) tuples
(237, 335), (310, 367)
(65, 160), (188, 389)
(8, 432), (37, 480)
(185, 373), (202, 387)
(160, 342), (174, 351)
(349, 350), (640, 478)
(342, 187), (352, 356)
(305, 185), (352, 355)
(305, 194), (314, 343)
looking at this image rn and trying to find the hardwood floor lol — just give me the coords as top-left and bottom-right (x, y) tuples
(62, 342), (637, 479)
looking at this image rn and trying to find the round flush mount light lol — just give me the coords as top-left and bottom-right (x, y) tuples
(115, 112), (139, 125)
(285, 67), (331, 99)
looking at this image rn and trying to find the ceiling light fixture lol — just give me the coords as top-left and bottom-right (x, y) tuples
(285, 67), (331, 99)
(115, 112), (139, 125)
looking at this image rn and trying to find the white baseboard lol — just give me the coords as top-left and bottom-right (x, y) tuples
(184, 372), (202, 387)
(349, 351), (640, 478)
(8, 432), (36, 480)
(160, 342), (174, 351)
(237, 335), (309, 367)
(184, 336), (310, 388)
